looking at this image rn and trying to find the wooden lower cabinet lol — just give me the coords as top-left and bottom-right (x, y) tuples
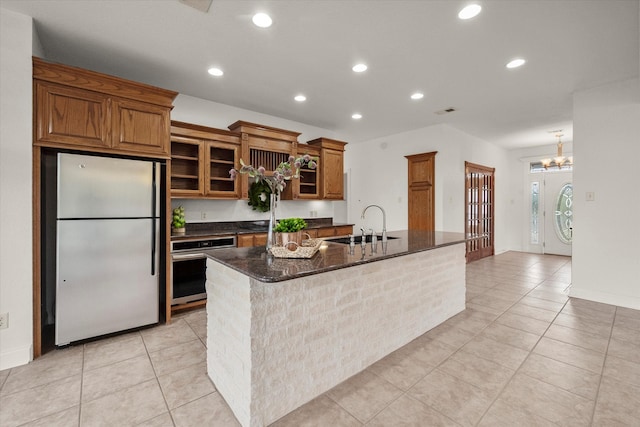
(316, 225), (353, 238)
(238, 226), (352, 247)
(237, 233), (268, 247)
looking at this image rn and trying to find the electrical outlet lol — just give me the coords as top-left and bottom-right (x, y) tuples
(201, 211), (207, 220)
(0, 312), (8, 329)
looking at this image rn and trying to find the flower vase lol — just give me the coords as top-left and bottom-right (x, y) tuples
(266, 192), (277, 251)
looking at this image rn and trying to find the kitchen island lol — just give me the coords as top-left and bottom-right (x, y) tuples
(204, 230), (467, 427)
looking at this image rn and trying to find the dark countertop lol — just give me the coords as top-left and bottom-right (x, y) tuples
(203, 230), (467, 283)
(171, 218), (354, 240)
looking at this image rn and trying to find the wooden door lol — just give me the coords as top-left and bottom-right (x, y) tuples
(465, 162), (495, 262)
(406, 152), (436, 230)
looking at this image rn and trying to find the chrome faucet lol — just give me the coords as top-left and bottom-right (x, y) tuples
(361, 204), (387, 243)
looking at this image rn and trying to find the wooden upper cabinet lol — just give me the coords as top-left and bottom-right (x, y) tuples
(33, 57), (177, 158)
(112, 98), (171, 155)
(228, 121), (300, 200)
(170, 121), (241, 199)
(307, 137), (347, 200)
(293, 144), (320, 199)
(35, 81), (111, 149)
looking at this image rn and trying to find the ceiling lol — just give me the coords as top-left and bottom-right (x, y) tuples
(1, 0), (638, 148)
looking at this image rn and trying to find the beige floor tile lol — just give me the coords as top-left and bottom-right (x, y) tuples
(543, 323), (609, 353)
(83, 332), (147, 371)
(141, 319), (199, 353)
(465, 302), (506, 317)
(468, 294), (515, 312)
(616, 306), (640, 320)
(271, 395), (361, 427)
(608, 338), (640, 365)
(611, 324), (640, 346)
(136, 412), (175, 427)
(171, 392), (240, 427)
(592, 376), (640, 426)
(499, 373), (594, 426)
(0, 368), (10, 389)
(506, 302), (559, 322)
(561, 304), (615, 324)
(80, 379), (167, 426)
(602, 354), (640, 387)
(480, 287), (524, 301)
(480, 322), (540, 351)
(553, 313), (612, 338)
(148, 338), (206, 377)
(495, 312), (550, 336)
(0, 375), (81, 427)
(518, 295), (565, 312)
(527, 288), (569, 304)
(157, 361), (216, 409)
(533, 337), (605, 374)
(367, 347), (435, 391)
(399, 336), (458, 367)
(82, 354), (156, 402)
(0, 346), (83, 395)
(408, 369), (495, 427)
(326, 370), (402, 423)
(461, 335), (529, 370)
(478, 399), (557, 427)
(567, 298), (617, 315)
(366, 394), (458, 427)
(446, 309), (496, 334)
(438, 350), (515, 394)
(424, 322), (475, 349)
(614, 314), (640, 331)
(19, 406), (79, 427)
(519, 353), (601, 400)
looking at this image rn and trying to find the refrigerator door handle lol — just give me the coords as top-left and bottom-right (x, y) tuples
(151, 163), (157, 276)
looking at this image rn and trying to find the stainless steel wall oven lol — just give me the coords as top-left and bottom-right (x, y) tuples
(170, 236), (236, 305)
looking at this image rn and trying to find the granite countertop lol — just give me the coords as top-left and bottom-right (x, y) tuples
(203, 230), (467, 283)
(171, 218), (354, 240)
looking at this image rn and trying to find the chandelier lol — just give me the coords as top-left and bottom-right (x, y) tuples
(541, 132), (572, 169)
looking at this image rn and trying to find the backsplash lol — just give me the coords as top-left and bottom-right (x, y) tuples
(171, 199), (344, 224)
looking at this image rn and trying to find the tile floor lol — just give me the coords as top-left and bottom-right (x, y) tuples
(1, 251), (640, 426)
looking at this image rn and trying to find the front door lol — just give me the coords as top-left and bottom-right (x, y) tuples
(543, 171), (573, 256)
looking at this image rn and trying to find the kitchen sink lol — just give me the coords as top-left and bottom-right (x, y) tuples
(325, 235), (398, 245)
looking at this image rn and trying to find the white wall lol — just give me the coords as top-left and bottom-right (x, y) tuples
(0, 8), (35, 369)
(344, 123), (511, 254)
(170, 95), (348, 224)
(571, 78), (640, 309)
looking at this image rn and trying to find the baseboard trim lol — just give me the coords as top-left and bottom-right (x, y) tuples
(569, 287), (640, 311)
(0, 343), (32, 370)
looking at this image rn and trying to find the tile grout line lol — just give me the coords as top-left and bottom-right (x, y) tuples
(140, 328), (177, 427)
(587, 306), (617, 427)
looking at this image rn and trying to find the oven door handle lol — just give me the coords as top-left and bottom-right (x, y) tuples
(172, 252), (207, 261)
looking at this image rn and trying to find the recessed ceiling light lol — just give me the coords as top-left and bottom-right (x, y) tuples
(252, 12), (272, 28)
(458, 4), (482, 20)
(294, 95), (306, 102)
(411, 92), (424, 100)
(506, 58), (526, 69)
(352, 113), (362, 119)
(207, 67), (223, 77)
(352, 63), (367, 73)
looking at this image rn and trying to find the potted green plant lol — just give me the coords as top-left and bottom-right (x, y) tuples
(172, 206), (186, 234)
(274, 217), (307, 248)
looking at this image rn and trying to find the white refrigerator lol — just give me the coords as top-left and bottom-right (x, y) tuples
(55, 153), (160, 345)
